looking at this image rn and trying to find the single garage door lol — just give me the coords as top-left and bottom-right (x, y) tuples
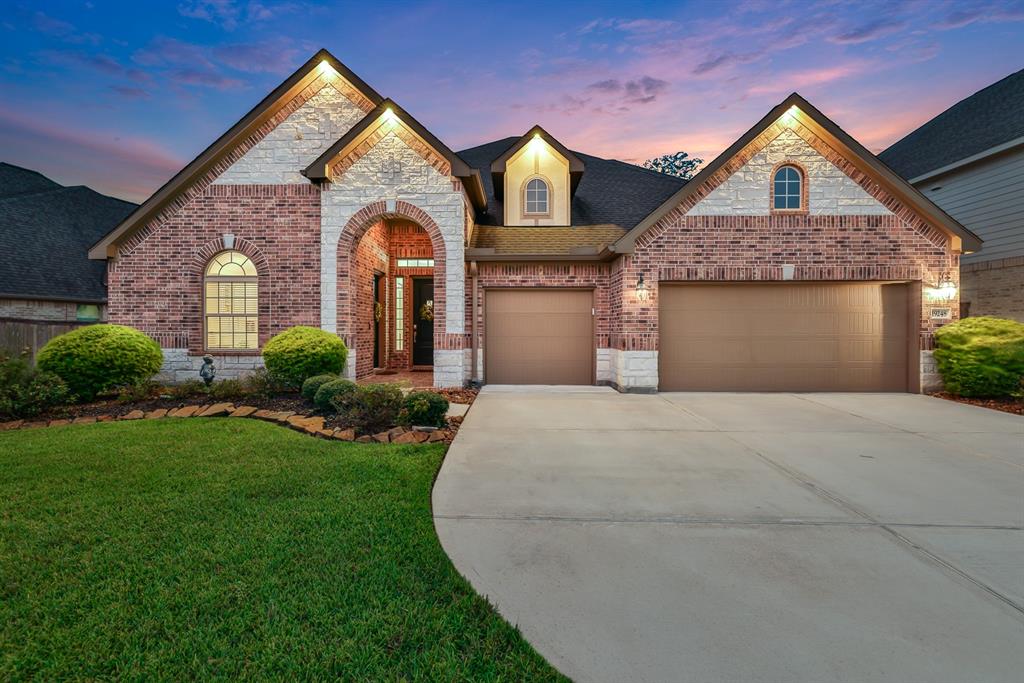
(485, 289), (593, 385)
(659, 282), (910, 392)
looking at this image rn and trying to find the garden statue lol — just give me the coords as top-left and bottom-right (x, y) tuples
(199, 355), (216, 386)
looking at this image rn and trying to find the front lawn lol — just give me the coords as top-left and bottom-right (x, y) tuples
(0, 419), (562, 680)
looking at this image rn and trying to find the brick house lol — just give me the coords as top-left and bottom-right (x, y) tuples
(90, 50), (980, 392)
(880, 68), (1023, 323)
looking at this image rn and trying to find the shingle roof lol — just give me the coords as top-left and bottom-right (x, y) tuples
(0, 171), (136, 303)
(0, 162), (61, 199)
(457, 138), (686, 229)
(471, 225), (626, 255)
(878, 69), (1024, 180)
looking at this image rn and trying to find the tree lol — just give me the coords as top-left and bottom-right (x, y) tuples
(642, 151), (703, 181)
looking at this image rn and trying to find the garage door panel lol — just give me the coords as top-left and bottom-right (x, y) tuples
(486, 290), (593, 385)
(660, 283), (910, 392)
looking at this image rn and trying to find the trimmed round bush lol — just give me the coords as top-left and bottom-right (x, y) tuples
(301, 374), (340, 401)
(261, 326), (347, 389)
(933, 316), (1024, 397)
(36, 324), (162, 401)
(400, 391), (449, 428)
(313, 378), (357, 413)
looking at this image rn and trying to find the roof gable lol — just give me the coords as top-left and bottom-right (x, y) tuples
(302, 99), (486, 209)
(489, 126), (585, 201)
(612, 93), (982, 254)
(89, 49), (383, 259)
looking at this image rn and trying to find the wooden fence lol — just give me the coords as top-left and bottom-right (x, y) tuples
(0, 319), (90, 362)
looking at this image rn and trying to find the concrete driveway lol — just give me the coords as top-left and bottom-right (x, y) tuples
(433, 387), (1024, 683)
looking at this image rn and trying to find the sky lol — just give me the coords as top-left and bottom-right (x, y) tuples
(1, 0), (1022, 202)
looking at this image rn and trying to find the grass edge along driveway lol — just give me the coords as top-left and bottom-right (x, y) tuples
(0, 419), (564, 681)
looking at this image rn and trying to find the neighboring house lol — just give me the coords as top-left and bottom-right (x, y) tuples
(880, 69), (1024, 322)
(90, 50), (980, 392)
(0, 163), (136, 356)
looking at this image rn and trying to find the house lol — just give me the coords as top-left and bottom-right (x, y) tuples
(879, 69), (1023, 322)
(90, 49), (980, 392)
(0, 163), (136, 356)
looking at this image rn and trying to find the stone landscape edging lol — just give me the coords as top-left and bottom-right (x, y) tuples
(0, 402), (454, 444)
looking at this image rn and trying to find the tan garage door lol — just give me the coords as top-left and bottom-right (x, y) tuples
(659, 282), (910, 392)
(486, 289), (593, 385)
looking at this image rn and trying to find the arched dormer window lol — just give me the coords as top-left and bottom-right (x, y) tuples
(524, 177), (550, 215)
(204, 250), (258, 350)
(773, 164), (804, 211)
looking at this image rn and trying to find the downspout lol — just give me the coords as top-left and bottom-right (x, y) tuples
(470, 260), (479, 383)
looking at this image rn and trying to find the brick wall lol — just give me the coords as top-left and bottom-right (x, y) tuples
(961, 256), (1024, 322)
(107, 184), (321, 355)
(351, 220), (389, 378)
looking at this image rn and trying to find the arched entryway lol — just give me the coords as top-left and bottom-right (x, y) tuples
(336, 201), (447, 382)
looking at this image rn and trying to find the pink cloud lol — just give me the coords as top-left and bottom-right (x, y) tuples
(0, 105), (182, 201)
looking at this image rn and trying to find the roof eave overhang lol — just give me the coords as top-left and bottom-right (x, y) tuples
(465, 247), (614, 262)
(490, 125), (586, 201)
(89, 49), (384, 260)
(0, 292), (108, 305)
(611, 93), (983, 255)
(303, 99), (486, 210)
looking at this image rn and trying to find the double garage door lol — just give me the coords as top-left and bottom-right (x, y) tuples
(484, 283), (911, 392)
(659, 282), (911, 392)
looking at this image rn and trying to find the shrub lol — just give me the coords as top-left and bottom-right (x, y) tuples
(117, 380), (161, 403)
(37, 324), (162, 401)
(0, 353), (73, 418)
(168, 379), (206, 400)
(208, 378), (246, 400)
(399, 391), (449, 428)
(343, 383), (403, 434)
(302, 374), (340, 402)
(313, 378), (357, 413)
(261, 326), (347, 389)
(240, 368), (287, 400)
(933, 316), (1024, 397)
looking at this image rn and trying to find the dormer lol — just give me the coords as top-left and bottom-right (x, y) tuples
(490, 126), (584, 226)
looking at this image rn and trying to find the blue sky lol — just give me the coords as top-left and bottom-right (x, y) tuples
(1, 0), (1022, 201)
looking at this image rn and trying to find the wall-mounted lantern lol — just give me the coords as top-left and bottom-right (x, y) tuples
(927, 272), (958, 302)
(636, 272), (650, 303)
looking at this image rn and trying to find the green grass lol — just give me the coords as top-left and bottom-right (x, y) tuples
(0, 419), (564, 681)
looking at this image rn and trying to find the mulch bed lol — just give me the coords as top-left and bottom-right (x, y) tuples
(929, 392), (1024, 416)
(5, 386), (474, 444)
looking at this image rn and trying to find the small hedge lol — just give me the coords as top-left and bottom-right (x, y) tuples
(0, 354), (72, 418)
(261, 327), (347, 389)
(400, 391), (449, 428)
(37, 324), (162, 401)
(302, 374), (340, 401)
(933, 316), (1024, 397)
(343, 383), (404, 435)
(313, 378), (357, 413)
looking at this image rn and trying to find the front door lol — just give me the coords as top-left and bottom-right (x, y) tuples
(412, 278), (434, 366)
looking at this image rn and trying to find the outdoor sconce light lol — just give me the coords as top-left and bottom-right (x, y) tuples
(636, 272), (650, 303)
(927, 272), (958, 302)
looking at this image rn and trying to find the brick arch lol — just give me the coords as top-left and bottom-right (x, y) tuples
(336, 200), (448, 345)
(189, 237), (271, 277)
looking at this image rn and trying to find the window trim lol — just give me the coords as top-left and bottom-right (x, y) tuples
(521, 175), (552, 217)
(203, 250), (260, 352)
(770, 161), (808, 214)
